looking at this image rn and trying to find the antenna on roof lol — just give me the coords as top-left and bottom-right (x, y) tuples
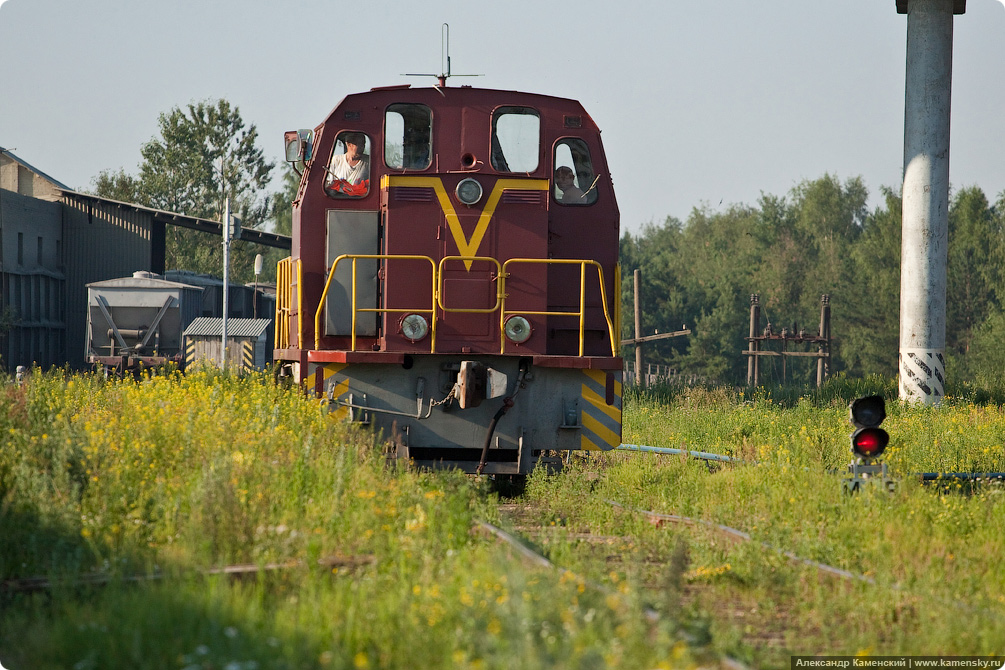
(403, 23), (483, 89)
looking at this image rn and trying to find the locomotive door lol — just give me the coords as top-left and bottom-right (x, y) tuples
(437, 194), (497, 350)
(437, 177), (550, 353)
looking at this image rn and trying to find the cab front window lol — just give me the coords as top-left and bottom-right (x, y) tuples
(385, 104), (432, 170)
(491, 107), (540, 173)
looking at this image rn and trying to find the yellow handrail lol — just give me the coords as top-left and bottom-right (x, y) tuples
(500, 258), (617, 357)
(308, 253), (617, 358)
(436, 256), (504, 314)
(275, 257), (292, 349)
(315, 254), (438, 352)
(296, 258), (304, 349)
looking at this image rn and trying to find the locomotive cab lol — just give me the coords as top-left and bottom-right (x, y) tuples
(275, 84), (623, 474)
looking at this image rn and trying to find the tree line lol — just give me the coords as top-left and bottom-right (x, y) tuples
(92, 99), (298, 284)
(94, 99), (1003, 386)
(620, 175), (1005, 386)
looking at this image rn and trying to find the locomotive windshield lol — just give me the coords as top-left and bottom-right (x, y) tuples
(385, 104), (432, 170)
(324, 131), (371, 198)
(491, 106), (540, 173)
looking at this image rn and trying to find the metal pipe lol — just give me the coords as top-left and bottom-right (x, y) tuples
(475, 399), (513, 475)
(617, 443), (743, 464)
(919, 472), (1005, 481)
(617, 443), (1004, 483)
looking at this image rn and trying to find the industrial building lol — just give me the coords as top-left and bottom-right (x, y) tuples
(0, 147), (290, 371)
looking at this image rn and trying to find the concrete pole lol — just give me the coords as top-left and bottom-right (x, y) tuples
(898, 0), (963, 405)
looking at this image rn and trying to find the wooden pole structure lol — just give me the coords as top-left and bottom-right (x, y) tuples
(747, 294), (760, 386)
(743, 293), (830, 386)
(634, 269), (644, 388)
(622, 268), (691, 387)
(817, 294), (831, 387)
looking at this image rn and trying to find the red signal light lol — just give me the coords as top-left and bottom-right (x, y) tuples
(851, 427), (889, 459)
(849, 395), (888, 461)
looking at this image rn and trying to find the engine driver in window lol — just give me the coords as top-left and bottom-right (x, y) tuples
(554, 166), (585, 204)
(327, 132), (370, 196)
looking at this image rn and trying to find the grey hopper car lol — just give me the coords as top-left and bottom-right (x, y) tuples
(86, 272), (204, 373)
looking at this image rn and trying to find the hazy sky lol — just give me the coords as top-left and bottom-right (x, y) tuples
(1, 0), (1002, 235)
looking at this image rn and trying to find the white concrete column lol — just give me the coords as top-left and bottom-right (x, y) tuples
(899, 0), (957, 405)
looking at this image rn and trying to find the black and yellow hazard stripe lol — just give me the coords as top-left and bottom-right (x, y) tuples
(580, 369), (623, 451)
(240, 341), (254, 370)
(317, 362), (351, 420)
(184, 339), (196, 368)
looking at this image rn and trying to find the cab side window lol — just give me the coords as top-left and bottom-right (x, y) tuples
(491, 107), (540, 173)
(553, 138), (597, 206)
(385, 104), (432, 170)
(325, 131), (371, 198)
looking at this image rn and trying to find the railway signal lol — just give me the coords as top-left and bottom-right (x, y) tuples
(843, 395), (895, 494)
(849, 395), (889, 460)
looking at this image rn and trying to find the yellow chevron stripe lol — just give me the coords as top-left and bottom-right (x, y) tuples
(582, 384), (622, 422)
(386, 176), (548, 270)
(582, 411), (620, 450)
(319, 363), (351, 420)
(322, 362), (348, 381)
(580, 434), (601, 451)
(583, 368), (623, 398)
(329, 380), (350, 421)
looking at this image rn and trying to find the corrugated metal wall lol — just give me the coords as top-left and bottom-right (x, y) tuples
(0, 189), (67, 369)
(185, 334), (268, 371)
(62, 195), (153, 368)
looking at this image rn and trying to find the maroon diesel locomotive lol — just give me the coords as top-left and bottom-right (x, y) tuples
(276, 81), (623, 475)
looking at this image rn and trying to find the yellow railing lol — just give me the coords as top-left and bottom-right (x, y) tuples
(313, 254), (617, 357)
(437, 256), (504, 314)
(275, 257), (304, 349)
(275, 257), (292, 349)
(296, 258), (304, 348)
(499, 258), (617, 357)
(316, 255), (438, 352)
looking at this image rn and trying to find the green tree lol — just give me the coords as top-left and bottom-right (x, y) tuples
(91, 169), (140, 203)
(622, 175), (1004, 386)
(252, 163), (303, 283)
(93, 99), (276, 282)
(957, 309), (1005, 384)
(946, 186), (1001, 356)
(270, 164), (301, 237)
(840, 187), (902, 377)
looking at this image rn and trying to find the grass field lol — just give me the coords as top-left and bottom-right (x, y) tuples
(1, 369), (1004, 668)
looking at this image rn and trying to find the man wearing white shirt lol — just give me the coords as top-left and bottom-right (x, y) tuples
(328, 132), (370, 190)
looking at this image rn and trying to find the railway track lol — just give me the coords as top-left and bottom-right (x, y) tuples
(483, 443), (1005, 662)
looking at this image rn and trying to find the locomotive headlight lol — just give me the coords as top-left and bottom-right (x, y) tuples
(400, 313), (430, 342)
(455, 178), (483, 206)
(504, 315), (533, 344)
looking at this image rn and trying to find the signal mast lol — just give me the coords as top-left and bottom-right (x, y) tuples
(843, 395), (895, 493)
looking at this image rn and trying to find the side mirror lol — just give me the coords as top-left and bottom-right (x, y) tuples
(283, 129), (314, 163)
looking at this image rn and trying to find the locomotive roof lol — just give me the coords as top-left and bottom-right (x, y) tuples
(321, 84), (598, 128)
